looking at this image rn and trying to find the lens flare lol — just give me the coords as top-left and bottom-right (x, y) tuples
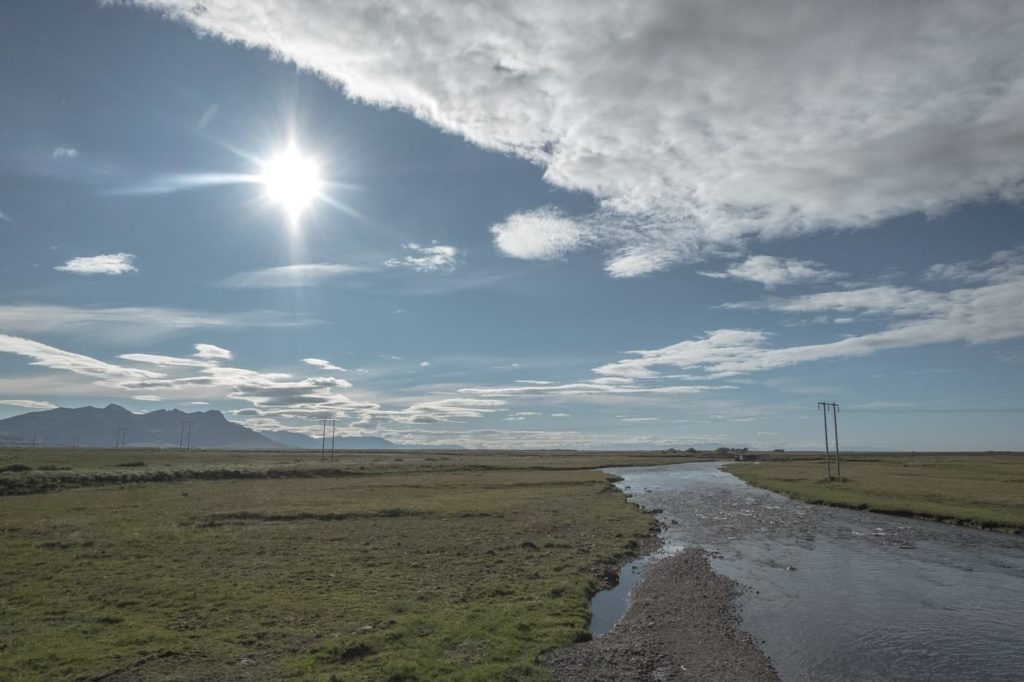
(259, 146), (323, 226)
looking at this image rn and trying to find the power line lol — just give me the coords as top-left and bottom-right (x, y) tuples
(844, 407), (1024, 414)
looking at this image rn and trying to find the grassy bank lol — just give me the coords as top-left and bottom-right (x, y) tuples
(726, 454), (1024, 533)
(0, 449), (678, 681)
(0, 447), (696, 496)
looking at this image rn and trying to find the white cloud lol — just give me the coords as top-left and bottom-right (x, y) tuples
(0, 304), (316, 342)
(52, 146), (79, 159)
(550, 412), (571, 418)
(0, 209), (12, 223)
(129, 1), (1024, 276)
(194, 343), (232, 360)
(303, 357), (347, 372)
(700, 255), (839, 288)
(505, 411), (542, 421)
(419, 361), (431, 367)
(460, 379), (734, 398)
(384, 242), (459, 272)
(0, 399), (57, 410)
(55, 253), (137, 275)
(352, 398), (504, 427)
(491, 208), (587, 260)
(118, 353), (212, 367)
(598, 248), (1024, 378)
(133, 394), (163, 401)
(0, 334), (161, 381)
(220, 263), (364, 288)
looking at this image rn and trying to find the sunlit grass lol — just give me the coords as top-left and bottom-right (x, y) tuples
(0, 449), (681, 680)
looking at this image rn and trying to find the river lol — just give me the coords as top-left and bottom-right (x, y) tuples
(594, 462), (1024, 681)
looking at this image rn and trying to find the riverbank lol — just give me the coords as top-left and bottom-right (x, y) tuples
(546, 548), (778, 681)
(726, 454), (1024, 533)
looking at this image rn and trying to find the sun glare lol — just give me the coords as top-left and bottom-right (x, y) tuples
(259, 145), (323, 225)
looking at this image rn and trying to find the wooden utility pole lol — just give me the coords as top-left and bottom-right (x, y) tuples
(817, 401), (832, 480)
(828, 402), (841, 478)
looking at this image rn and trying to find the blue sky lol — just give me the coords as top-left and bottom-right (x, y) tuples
(1, 1), (1022, 450)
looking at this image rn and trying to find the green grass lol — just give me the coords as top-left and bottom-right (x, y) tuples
(0, 447), (697, 496)
(726, 454), (1024, 532)
(0, 448), (686, 680)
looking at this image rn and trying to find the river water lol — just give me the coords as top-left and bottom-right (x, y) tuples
(595, 462), (1024, 681)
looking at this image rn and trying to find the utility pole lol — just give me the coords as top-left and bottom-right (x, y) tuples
(817, 402), (832, 480)
(115, 427), (128, 449)
(828, 402), (841, 478)
(320, 419), (328, 459)
(31, 432), (37, 448)
(330, 419), (336, 460)
(179, 421), (192, 450)
(72, 435), (81, 448)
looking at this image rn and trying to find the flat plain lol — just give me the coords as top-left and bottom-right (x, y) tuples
(0, 448), (690, 681)
(726, 453), (1024, 532)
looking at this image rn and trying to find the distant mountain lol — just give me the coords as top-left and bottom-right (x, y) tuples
(0, 404), (281, 449)
(259, 430), (398, 450)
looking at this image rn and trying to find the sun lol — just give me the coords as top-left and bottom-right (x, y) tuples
(259, 145), (323, 226)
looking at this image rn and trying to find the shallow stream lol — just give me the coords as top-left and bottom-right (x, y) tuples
(592, 462), (1024, 681)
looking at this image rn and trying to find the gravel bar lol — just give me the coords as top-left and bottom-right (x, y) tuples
(546, 548), (779, 681)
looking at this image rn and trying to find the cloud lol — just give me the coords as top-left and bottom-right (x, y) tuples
(0, 399), (57, 410)
(55, 253), (137, 275)
(352, 398), (504, 427)
(194, 343), (232, 360)
(598, 248), (1024, 378)
(133, 394), (163, 401)
(384, 243), (459, 272)
(220, 263), (365, 288)
(491, 208), (588, 260)
(0, 209), (12, 223)
(0, 304), (317, 342)
(129, 1), (1024, 276)
(0, 334), (161, 381)
(52, 146), (79, 159)
(419, 361), (431, 367)
(303, 358), (347, 372)
(700, 255), (839, 288)
(118, 353), (212, 368)
(460, 379), (734, 398)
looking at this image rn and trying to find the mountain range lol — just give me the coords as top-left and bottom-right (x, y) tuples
(0, 404), (402, 450)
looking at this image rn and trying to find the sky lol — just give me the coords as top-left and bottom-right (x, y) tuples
(1, 0), (1022, 450)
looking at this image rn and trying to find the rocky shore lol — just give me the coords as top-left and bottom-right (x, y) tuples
(546, 548), (779, 681)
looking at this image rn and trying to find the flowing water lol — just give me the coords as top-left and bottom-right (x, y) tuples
(592, 462), (1024, 681)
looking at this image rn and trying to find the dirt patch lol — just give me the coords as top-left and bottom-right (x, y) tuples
(546, 548), (778, 682)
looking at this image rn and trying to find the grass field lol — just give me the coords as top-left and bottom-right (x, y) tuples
(726, 454), (1024, 533)
(0, 447), (692, 681)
